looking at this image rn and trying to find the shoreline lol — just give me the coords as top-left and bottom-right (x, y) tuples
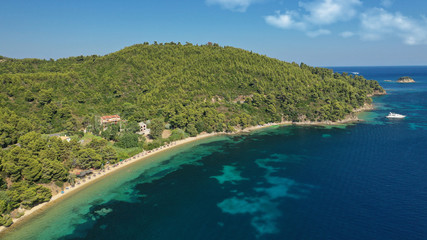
(0, 131), (224, 235)
(0, 102), (377, 235)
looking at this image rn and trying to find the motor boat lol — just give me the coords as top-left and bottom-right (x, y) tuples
(386, 112), (406, 119)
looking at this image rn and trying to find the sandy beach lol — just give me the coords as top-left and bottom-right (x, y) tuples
(0, 131), (224, 234)
(0, 106), (372, 235)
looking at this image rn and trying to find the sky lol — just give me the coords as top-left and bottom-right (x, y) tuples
(1, 0), (426, 66)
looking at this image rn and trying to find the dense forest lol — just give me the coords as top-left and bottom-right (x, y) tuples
(0, 43), (384, 226)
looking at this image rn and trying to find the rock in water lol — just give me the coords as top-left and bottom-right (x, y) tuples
(397, 76), (415, 83)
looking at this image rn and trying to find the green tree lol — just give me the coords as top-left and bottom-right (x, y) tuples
(100, 146), (118, 163)
(0, 214), (13, 227)
(2, 147), (36, 182)
(125, 121), (140, 133)
(195, 121), (205, 133)
(21, 159), (42, 182)
(40, 159), (68, 182)
(0, 199), (7, 214)
(0, 178), (7, 190)
(115, 133), (139, 148)
(101, 125), (119, 141)
(149, 119), (164, 140)
(38, 88), (53, 105)
(77, 149), (102, 169)
(186, 124), (198, 137)
(18, 131), (46, 153)
(24, 90), (35, 102)
(168, 128), (186, 141)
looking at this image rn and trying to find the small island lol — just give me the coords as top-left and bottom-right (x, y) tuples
(397, 76), (415, 83)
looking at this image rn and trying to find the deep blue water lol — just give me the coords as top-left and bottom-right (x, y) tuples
(4, 66), (427, 240)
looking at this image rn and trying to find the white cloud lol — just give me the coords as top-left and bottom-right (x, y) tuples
(340, 31), (355, 38)
(264, 12), (331, 38)
(360, 8), (427, 45)
(206, 0), (259, 12)
(381, 0), (393, 7)
(299, 0), (362, 25)
(263, 0), (427, 45)
(307, 29), (331, 37)
(264, 11), (306, 30)
(265, 0), (361, 37)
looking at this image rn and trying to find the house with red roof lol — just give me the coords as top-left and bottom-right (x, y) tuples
(100, 115), (121, 128)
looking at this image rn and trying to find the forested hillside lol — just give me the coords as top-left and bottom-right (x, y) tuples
(0, 43), (383, 142)
(0, 43), (384, 226)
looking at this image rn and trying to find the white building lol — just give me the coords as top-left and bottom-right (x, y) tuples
(137, 122), (150, 135)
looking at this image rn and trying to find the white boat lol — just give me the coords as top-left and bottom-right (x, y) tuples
(386, 112), (406, 119)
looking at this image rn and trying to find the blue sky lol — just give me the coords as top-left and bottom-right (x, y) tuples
(1, 0), (426, 66)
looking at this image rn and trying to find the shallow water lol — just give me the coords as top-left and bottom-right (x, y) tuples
(3, 66), (427, 240)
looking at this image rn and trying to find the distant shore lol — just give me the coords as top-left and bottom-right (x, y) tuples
(0, 101), (378, 235)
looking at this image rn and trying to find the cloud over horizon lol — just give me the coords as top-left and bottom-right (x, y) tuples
(262, 0), (427, 45)
(208, 0), (427, 46)
(360, 8), (427, 45)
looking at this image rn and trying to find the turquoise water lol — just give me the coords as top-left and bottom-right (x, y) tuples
(2, 66), (427, 239)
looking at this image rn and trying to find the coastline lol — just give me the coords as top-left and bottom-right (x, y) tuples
(0, 131), (223, 235)
(0, 101), (377, 235)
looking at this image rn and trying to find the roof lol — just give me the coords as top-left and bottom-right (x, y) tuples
(101, 115), (120, 120)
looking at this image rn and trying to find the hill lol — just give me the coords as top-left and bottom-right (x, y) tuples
(0, 43), (385, 226)
(1, 42), (384, 145)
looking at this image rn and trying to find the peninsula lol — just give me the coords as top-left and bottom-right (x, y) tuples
(0, 43), (385, 230)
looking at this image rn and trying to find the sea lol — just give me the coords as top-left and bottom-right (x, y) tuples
(2, 66), (427, 240)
